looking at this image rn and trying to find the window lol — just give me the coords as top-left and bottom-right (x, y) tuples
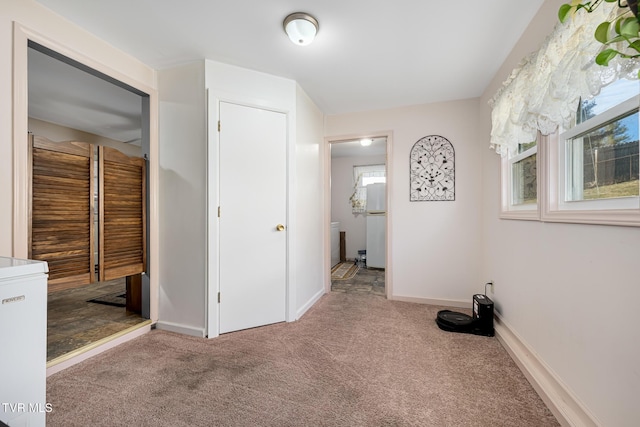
(499, 79), (640, 226)
(362, 175), (386, 186)
(566, 80), (639, 203)
(543, 79), (640, 225)
(500, 140), (539, 220)
(350, 164), (385, 213)
(512, 141), (538, 205)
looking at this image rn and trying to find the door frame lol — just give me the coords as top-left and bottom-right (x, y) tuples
(217, 101), (288, 334)
(206, 92), (294, 338)
(324, 132), (394, 298)
(12, 23), (159, 322)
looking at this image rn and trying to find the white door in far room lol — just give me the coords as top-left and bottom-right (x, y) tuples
(218, 101), (287, 334)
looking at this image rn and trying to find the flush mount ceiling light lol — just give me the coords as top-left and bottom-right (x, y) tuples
(283, 12), (319, 46)
(360, 138), (373, 147)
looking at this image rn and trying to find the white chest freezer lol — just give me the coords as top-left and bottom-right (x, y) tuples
(0, 257), (48, 427)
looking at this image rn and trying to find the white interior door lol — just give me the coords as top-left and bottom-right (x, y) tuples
(219, 102), (287, 334)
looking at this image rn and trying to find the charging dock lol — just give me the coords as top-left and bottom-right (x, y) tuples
(436, 294), (494, 337)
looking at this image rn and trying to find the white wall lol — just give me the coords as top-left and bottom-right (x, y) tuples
(480, 1), (640, 426)
(157, 61), (207, 336)
(3, 0), (324, 348)
(326, 99), (483, 305)
(153, 60), (326, 337)
(205, 60), (324, 334)
(331, 154), (386, 260)
(0, 0), (156, 257)
(29, 118), (142, 158)
(294, 85), (325, 317)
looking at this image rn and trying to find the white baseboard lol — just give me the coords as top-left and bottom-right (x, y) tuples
(391, 294), (472, 309)
(494, 314), (600, 427)
(47, 321), (151, 377)
(156, 320), (205, 338)
(296, 288), (325, 319)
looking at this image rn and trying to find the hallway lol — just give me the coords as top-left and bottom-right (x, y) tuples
(331, 266), (385, 296)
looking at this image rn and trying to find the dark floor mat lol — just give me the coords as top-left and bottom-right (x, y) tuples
(87, 292), (126, 307)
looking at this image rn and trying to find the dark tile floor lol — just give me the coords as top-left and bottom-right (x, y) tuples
(47, 278), (145, 362)
(331, 264), (385, 296)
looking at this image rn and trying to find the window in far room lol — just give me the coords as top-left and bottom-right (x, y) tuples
(362, 175), (386, 186)
(350, 164), (386, 213)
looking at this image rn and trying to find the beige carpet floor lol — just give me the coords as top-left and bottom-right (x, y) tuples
(46, 292), (559, 426)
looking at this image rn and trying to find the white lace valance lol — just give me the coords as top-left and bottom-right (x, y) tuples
(489, 4), (640, 156)
(350, 164), (385, 213)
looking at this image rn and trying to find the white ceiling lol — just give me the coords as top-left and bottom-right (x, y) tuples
(30, 0), (544, 141)
(28, 48), (143, 143)
(331, 138), (386, 159)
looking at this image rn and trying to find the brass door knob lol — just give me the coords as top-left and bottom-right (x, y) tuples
(276, 224), (285, 231)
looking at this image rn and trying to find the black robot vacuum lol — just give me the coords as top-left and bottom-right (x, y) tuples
(436, 294), (494, 337)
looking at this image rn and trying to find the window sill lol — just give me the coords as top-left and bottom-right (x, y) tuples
(500, 205), (640, 227)
(500, 209), (540, 221)
(541, 208), (640, 227)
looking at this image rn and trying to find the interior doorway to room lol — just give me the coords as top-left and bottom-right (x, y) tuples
(329, 137), (387, 297)
(27, 42), (151, 363)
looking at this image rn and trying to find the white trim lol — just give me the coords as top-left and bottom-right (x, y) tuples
(156, 321), (205, 338)
(206, 87), (295, 338)
(296, 288), (324, 319)
(558, 98), (639, 211)
(500, 140), (540, 220)
(323, 138), (332, 294)
(12, 23), (29, 259)
(46, 323), (152, 377)
(390, 295), (472, 309)
(12, 23), (160, 322)
(510, 145), (537, 163)
(206, 88), (219, 338)
(500, 210), (540, 221)
(494, 314), (601, 427)
(324, 131), (394, 299)
(561, 96), (639, 141)
(542, 130), (640, 227)
(558, 197), (639, 212)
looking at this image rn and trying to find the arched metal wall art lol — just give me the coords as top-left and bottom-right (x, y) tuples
(410, 135), (455, 201)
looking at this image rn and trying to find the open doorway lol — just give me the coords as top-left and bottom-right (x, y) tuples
(27, 43), (151, 363)
(329, 137), (388, 297)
